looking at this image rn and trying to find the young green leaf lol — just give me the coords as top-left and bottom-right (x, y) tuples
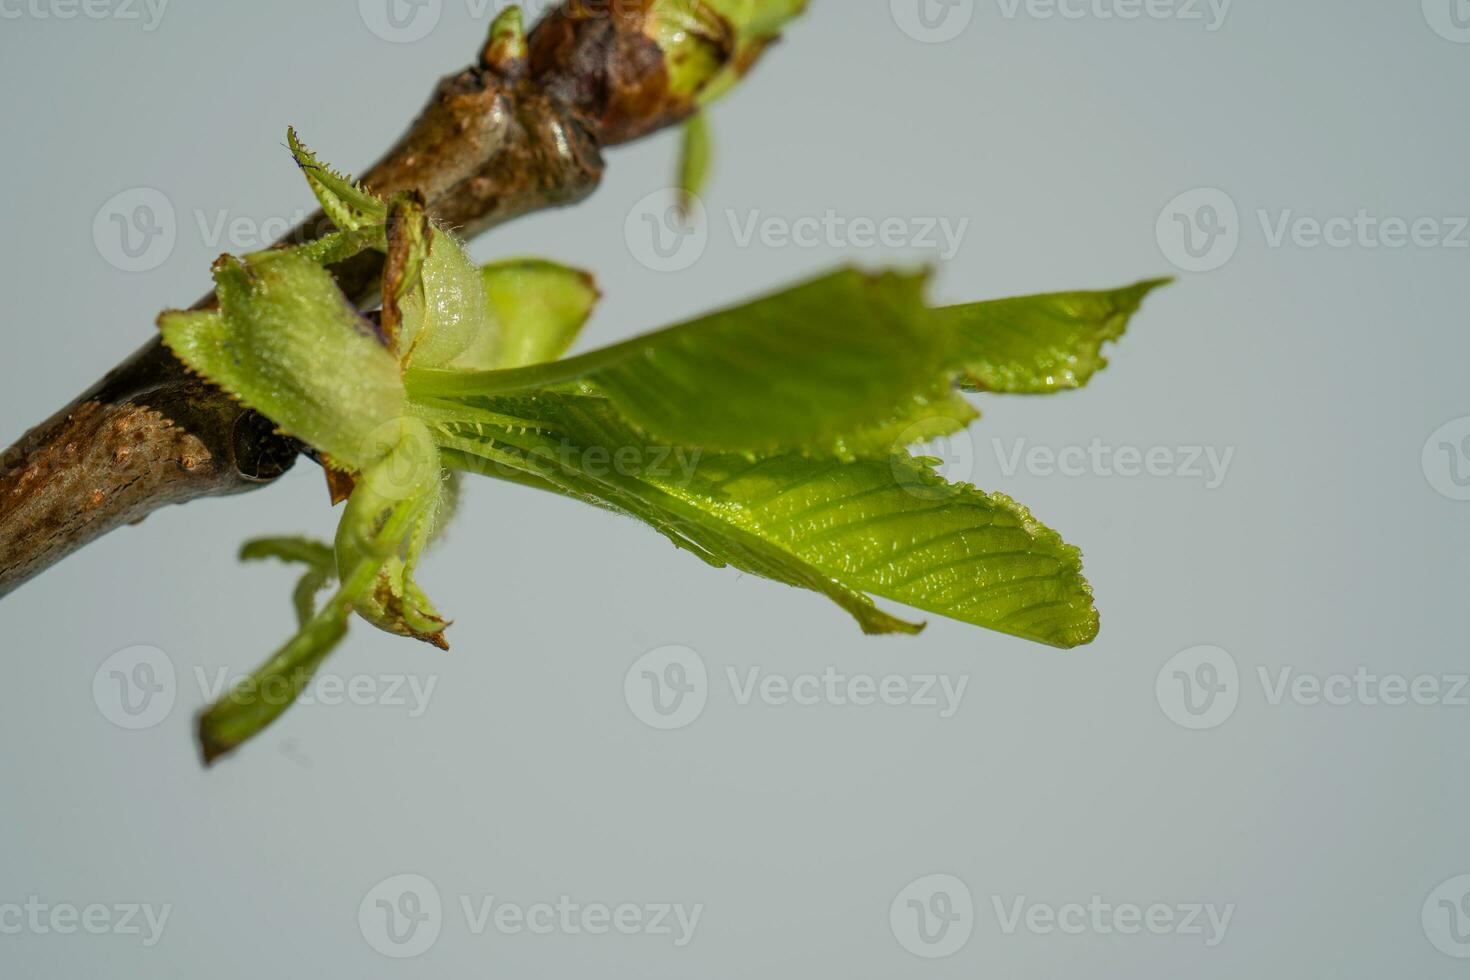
(943, 279), (1172, 394)
(200, 430), (448, 763)
(287, 127), (387, 233)
(158, 252), (407, 472)
(425, 392), (1098, 647)
(477, 259), (599, 369)
(196, 550), (389, 766)
(196, 600), (351, 766)
(407, 268), (960, 459)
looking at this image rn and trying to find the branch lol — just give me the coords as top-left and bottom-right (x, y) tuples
(0, 1), (781, 598)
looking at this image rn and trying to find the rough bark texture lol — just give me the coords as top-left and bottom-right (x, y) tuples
(0, 0), (744, 598)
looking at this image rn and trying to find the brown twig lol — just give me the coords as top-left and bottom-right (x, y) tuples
(0, 0), (755, 598)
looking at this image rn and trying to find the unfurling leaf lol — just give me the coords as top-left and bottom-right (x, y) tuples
(429, 392), (1098, 648)
(408, 269), (959, 459)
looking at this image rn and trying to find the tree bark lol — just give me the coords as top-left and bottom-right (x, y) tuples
(0, 0), (746, 598)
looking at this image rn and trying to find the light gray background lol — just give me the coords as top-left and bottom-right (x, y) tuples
(2, 0), (1468, 976)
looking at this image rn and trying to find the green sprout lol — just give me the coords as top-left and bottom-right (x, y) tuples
(158, 128), (1167, 764)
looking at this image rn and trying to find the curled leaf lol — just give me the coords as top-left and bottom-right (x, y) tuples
(159, 252), (406, 472)
(287, 127), (387, 233)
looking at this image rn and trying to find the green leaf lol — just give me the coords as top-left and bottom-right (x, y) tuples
(424, 392), (1098, 647)
(943, 279), (1171, 394)
(196, 597), (351, 766)
(479, 259), (599, 369)
(287, 127), (386, 233)
(677, 112), (713, 216)
(407, 268), (960, 459)
(158, 252), (406, 472)
(196, 549), (389, 766)
(199, 426), (448, 764)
